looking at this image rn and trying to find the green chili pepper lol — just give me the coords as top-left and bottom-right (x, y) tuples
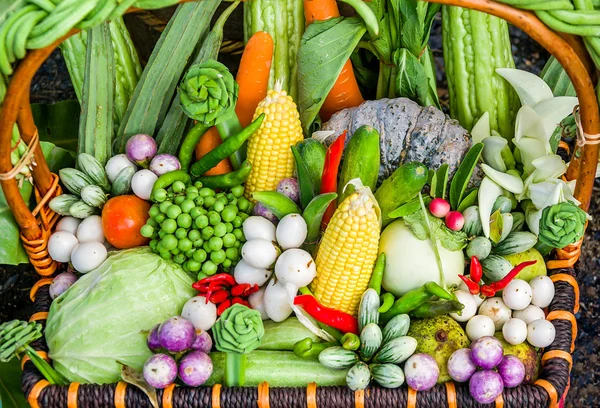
(252, 191), (302, 219)
(378, 293), (395, 314)
(301, 192), (337, 254)
(317, 321), (343, 343)
(193, 160), (252, 188)
(341, 333), (360, 351)
(424, 281), (455, 301)
(178, 123), (211, 173)
(410, 300), (464, 319)
(190, 113), (265, 178)
(152, 170), (191, 194)
(293, 337), (336, 359)
(368, 253), (386, 295)
(379, 286), (432, 323)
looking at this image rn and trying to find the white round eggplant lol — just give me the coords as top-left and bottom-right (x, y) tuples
(48, 231), (79, 263)
(274, 248), (316, 288)
(465, 315), (496, 341)
(234, 259), (272, 287)
(529, 276), (555, 308)
(181, 296), (217, 331)
(132, 169), (158, 200)
(241, 239), (279, 269)
(55, 216), (81, 235)
(248, 287), (268, 320)
(275, 214), (307, 249)
(263, 279), (292, 322)
(513, 304), (545, 325)
(478, 297), (512, 330)
(502, 318), (528, 345)
(502, 279), (533, 311)
(450, 290), (478, 322)
(105, 154), (136, 183)
(76, 215), (105, 243)
(70, 241), (107, 273)
(243, 216), (276, 242)
(527, 319), (556, 348)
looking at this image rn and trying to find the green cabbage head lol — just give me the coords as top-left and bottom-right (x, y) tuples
(46, 247), (195, 384)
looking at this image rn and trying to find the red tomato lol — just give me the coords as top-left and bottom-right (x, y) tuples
(102, 195), (151, 249)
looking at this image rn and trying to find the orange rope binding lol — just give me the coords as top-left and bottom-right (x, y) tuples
(495, 394), (504, 408)
(535, 379), (558, 408)
(30, 277), (53, 301)
(407, 387), (417, 408)
(546, 311), (578, 352)
(29, 312), (48, 322)
(21, 350), (49, 370)
(114, 382), (127, 408)
(212, 384), (222, 408)
(258, 382), (270, 408)
(68, 382), (80, 408)
(445, 382), (457, 408)
(550, 273), (580, 313)
(542, 350), (573, 371)
(27, 380), (49, 408)
(162, 383), (175, 408)
(354, 389), (364, 408)
(306, 382), (317, 408)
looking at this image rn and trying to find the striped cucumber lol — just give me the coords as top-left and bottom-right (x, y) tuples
(78, 22), (114, 166)
(346, 362), (370, 391)
(77, 153), (111, 193)
(244, 0), (305, 101)
(59, 168), (94, 196)
(80, 185), (107, 209)
(370, 364), (405, 388)
(318, 347), (359, 370)
(511, 212), (525, 232)
(442, 6), (519, 139)
(49, 195), (80, 216)
(492, 231), (538, 256)
(111, 166), (135, 196)
(481, 254), (514, 282)
(373, 336), (417, 364)
(359, 323), (382, 361)
(338, 126), (380, 205)
(69, 201), (99, 219)
(381, 314), (410, 345)
(358, 288), (380, 332)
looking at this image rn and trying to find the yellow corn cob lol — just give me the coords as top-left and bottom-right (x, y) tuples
(245, 82), (303, 200)
(310, 182), (381, 315)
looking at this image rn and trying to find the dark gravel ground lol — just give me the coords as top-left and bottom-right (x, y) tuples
(1, 8), (598, 406)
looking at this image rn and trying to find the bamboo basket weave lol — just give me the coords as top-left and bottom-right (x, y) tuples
(0, 0), (596, 406)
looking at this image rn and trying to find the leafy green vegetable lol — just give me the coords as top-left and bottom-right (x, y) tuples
(435, 164), (449, 200)
(489, 210), (504, 244)
(449, 142), (484, 210)
(402, 206), (467, 251)
(46, 248), (196, 384)
(0, 360), (28, 408)
(31, 101), (80, 153)
(298, 17), (366, 132)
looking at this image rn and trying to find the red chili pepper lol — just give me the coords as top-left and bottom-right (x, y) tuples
(470, 256), (483, 284)
(217, 299), (232, 316)
(231, 297), (250, 307)
(293, 294), (358, 334)
(201, 273), (236, 286)
(231, 283), (251, 297)
(480, 260), (537, 297)
(458, 275), (480, 295)
(320, 131), (347, 228)
(209, 290), (230, 304)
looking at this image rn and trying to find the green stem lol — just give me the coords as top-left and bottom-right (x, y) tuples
(418, 193), (446, 290)
(225, 353), (246, 387)
(25, 346), (67, 386)
(216, 111), (244, 169)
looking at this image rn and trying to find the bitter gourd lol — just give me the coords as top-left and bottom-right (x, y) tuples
(442, 6), (519, 140)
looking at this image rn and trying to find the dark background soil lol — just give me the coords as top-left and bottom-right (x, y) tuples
(1, 5), (597, 406)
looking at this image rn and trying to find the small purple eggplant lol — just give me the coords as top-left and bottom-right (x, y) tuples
(276, 178), (300, 203)
(126, 134), (157, 168)
(143, 353), (177, 389)
(147, 324), (162, 352)
(497, 355), (525, 388)
(178, 351), (213, 387)
(253, 202), (278, 224)
(158, 317), (195, 353)
(191, 330), (213, 354)
(49, 272), (77, 299)
(149, 154), (181, 176)
(469, 370), (504, 404)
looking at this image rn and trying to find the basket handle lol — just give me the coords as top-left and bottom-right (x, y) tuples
(426, 0), (600, 211)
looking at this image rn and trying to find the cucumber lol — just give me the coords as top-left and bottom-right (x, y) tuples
(462, 206), (483, 237)
(359, 323), (382, 361)
(259, 318), (320, 351)
(481, 254), (514, 282)
(111, 166), (135, 196)
(375, 162), (428, 227)
(49, 194), (80, 216)
(318, 346), (359, 370)
(59, 168), (94, 195)
(346, 362), (371, 391)
(358, 288), (380, 332)
(466, 236), (492, 260)
(338, 126), (380, 205)
(382, 314), (410, 345)
(370, 363), (405, 388)
(492, 231), (538, 256)
(77, 153), (111, 193)
(69, 201), (99, 219)
(511, 212), (525, 232)
(492, 196), (512, 214)
(373, 336), (417, 364)
(442, 5), (519, 140)
(80, 185), (107, 209)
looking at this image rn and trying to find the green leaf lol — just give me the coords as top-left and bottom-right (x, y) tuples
(0, 359), (28, 408)
(457, 188), (478, 213)
(402, 206), (467, 251)
(435, 164), (449, 200)
(449, 143), (484, 210)
(291, 146), (316, 209)
(40, 142), (76, 173)
(388, 196), (432, 219)
(428, 169), (437, 198)
(298, 17), (367, 132)
(30, 100), (80, 154)
(489, 210), (504, 244)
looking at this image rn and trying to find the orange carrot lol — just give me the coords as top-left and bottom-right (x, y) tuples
(195, 127), (233, 176)
(235, 31), (274, 127)
(195, 32), (274, 169)
(303, 0), (364, 120)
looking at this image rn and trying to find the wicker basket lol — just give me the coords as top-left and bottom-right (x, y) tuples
(0, 0), (596, 407)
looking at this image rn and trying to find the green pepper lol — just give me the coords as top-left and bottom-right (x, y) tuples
(378, 293), (395, 314)
(368, 253), (386, 295)
(190, 113), (265, 178)
(341, 333), (360, 351)
(317, 321), (343, 343)
(179, 123), (211, 173)
(423, 281), (455, 301)
(152, 170), (191, 194)
(410, 300), (464, 319)
(293, 337), (336, 359)
(193, 160), (252, 188)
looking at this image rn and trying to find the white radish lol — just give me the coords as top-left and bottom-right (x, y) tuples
(234, 260), (272, 287)
(276, 214), (307, 249)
